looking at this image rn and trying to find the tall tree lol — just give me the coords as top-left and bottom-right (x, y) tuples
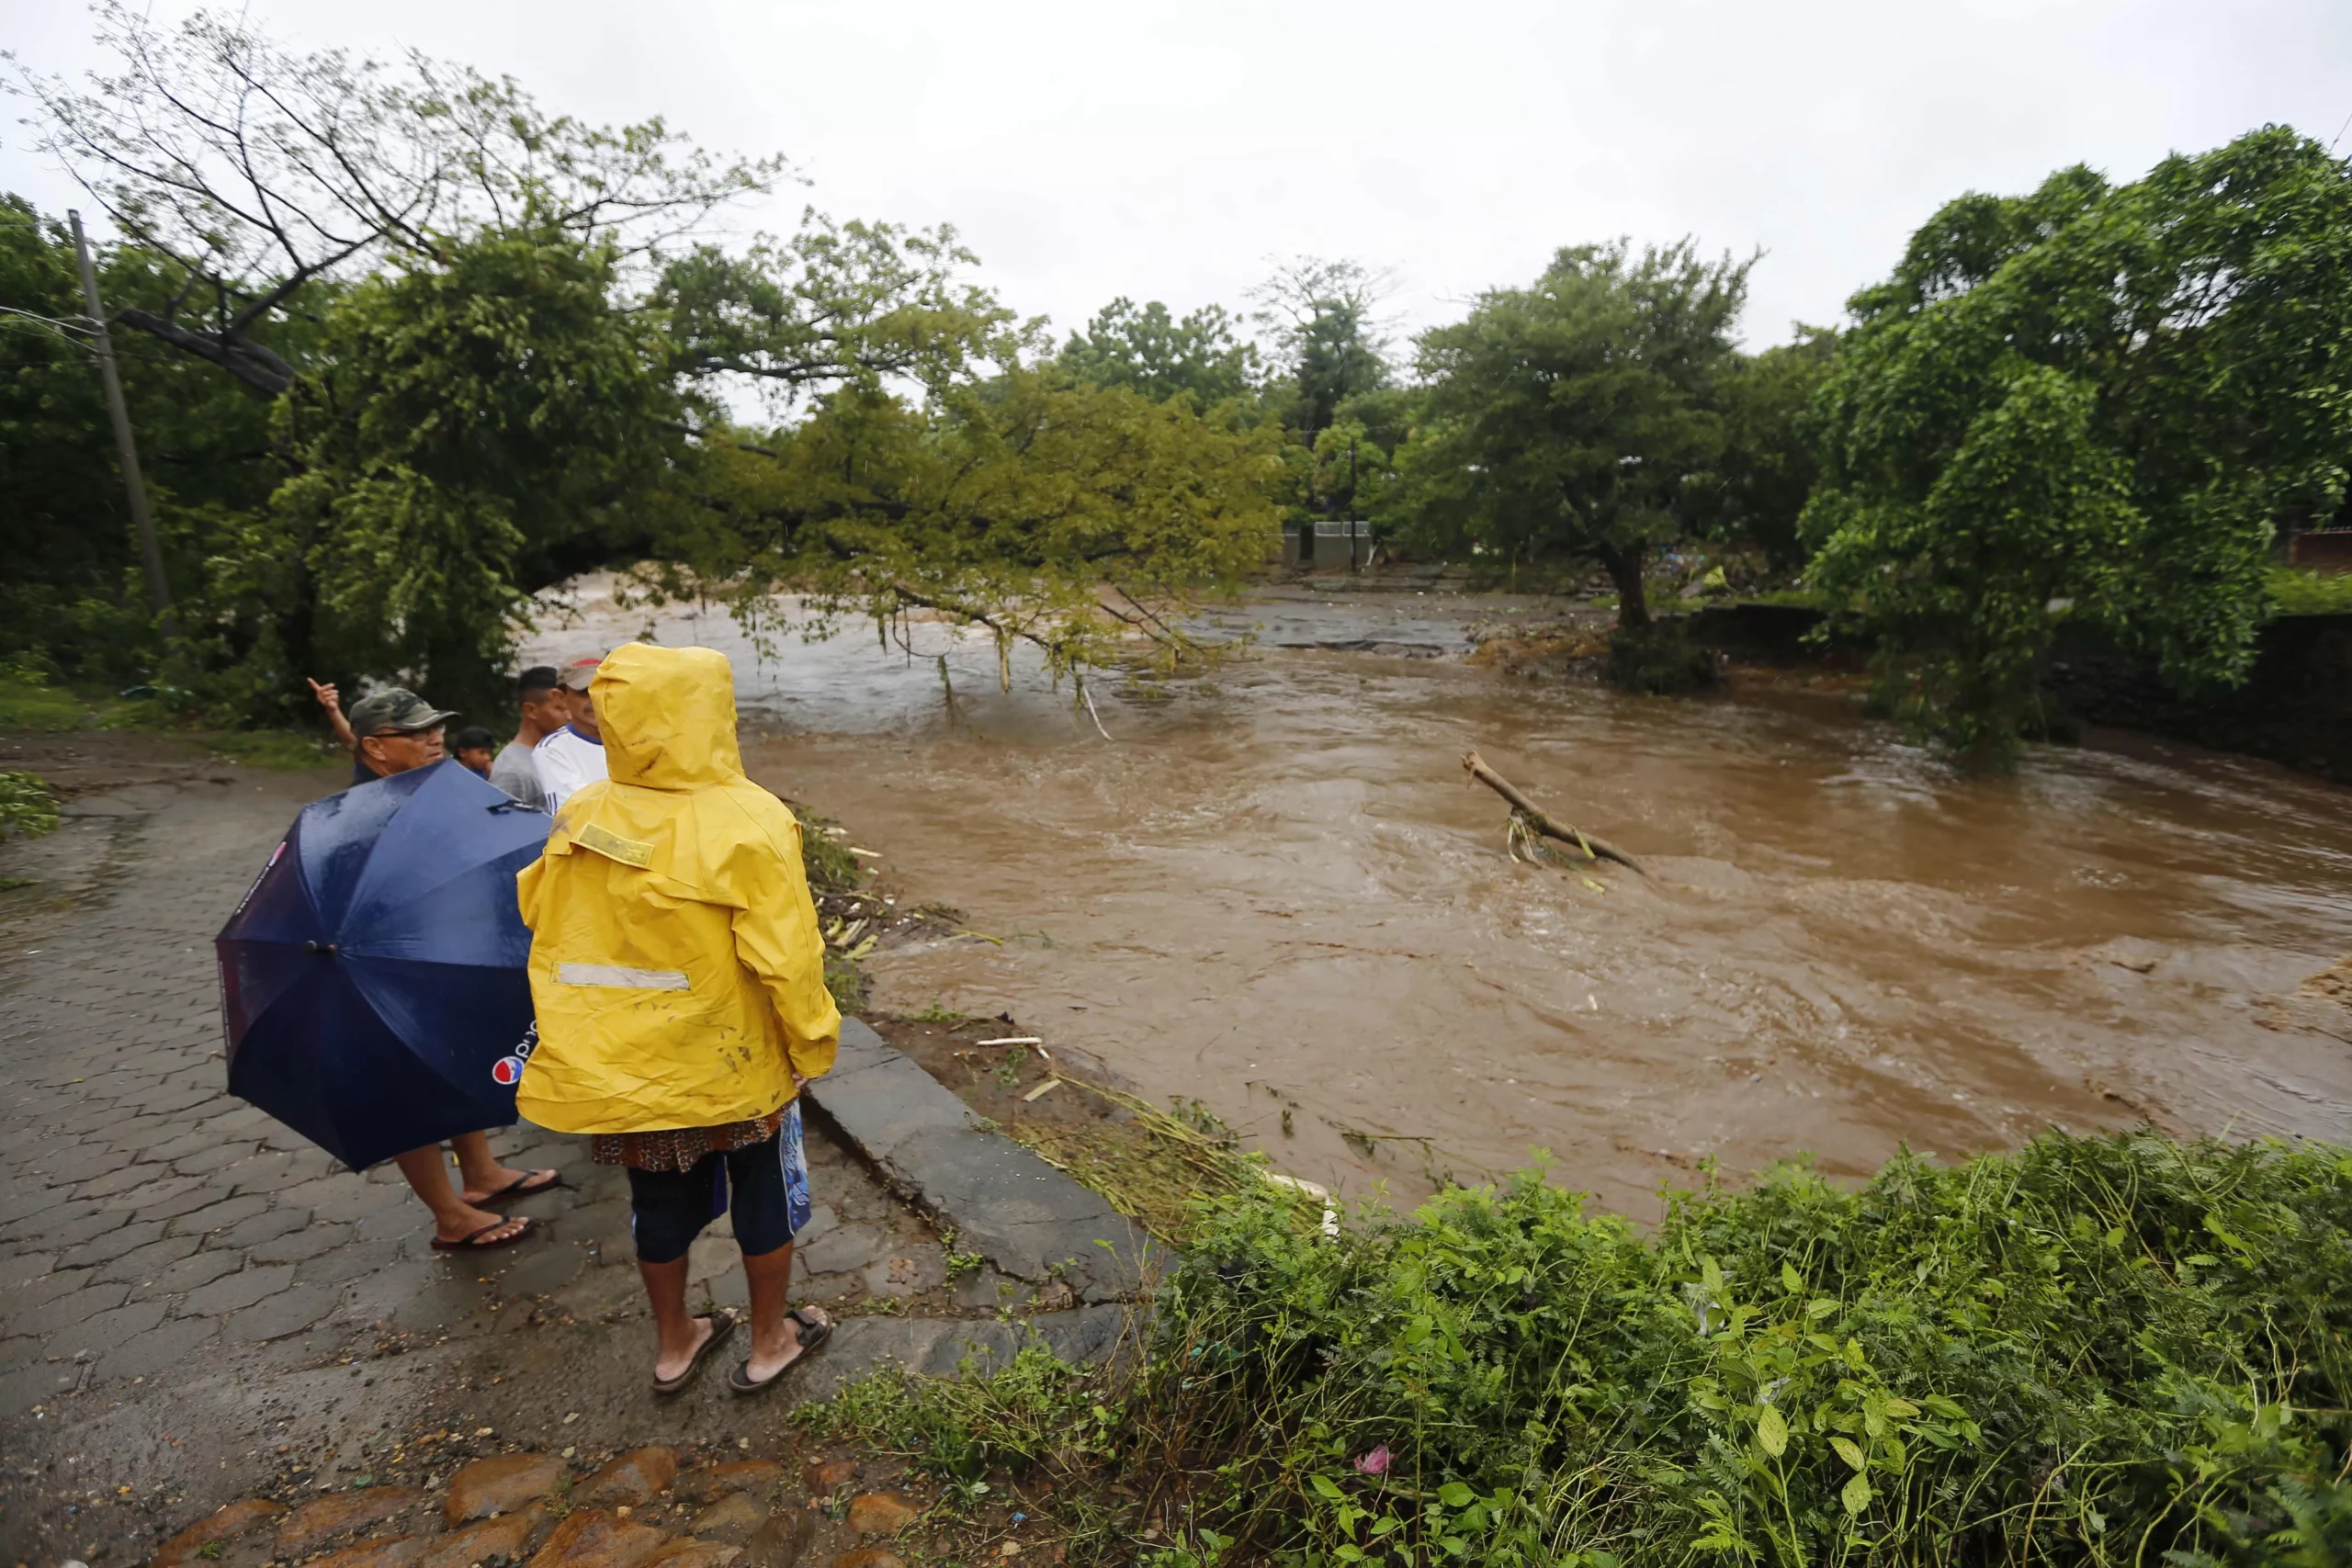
(1250, 257), (1395, 435)
(1804, 127), (2352, 765)
(1057, 298), (1260, 409)
(1390, 240), (1752, 625)
(17, 3), (775, 394)
(1693, 327), (1839, 568)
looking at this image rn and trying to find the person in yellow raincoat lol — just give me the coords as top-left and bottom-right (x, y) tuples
(515, 642), (842, 1395)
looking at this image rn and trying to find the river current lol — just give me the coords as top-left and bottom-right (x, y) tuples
(523, 581), (2352, 1213)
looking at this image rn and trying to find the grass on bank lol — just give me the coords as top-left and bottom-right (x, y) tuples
(799, 1128), (2352, 1567)
(0, 665), (341, 768)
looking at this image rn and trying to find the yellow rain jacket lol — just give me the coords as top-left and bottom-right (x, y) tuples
(514, 643), (840, 1133)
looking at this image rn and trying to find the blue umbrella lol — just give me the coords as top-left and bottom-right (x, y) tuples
(216, 760), (549, 1170)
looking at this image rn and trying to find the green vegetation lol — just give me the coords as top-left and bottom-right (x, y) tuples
(0, 773), (61, 839)
(802, 1130), (2352, 1566)
(1804, 129), (2352, 766)
(1386, 241), (1754, 628)
(9, 8), (2351, 768)
(2268, 569), (2352, 617)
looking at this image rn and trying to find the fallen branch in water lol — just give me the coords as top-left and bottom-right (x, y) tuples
(1463, 750), (1647, 875)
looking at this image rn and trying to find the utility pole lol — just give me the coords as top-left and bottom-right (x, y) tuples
(69, 209), (178, 638)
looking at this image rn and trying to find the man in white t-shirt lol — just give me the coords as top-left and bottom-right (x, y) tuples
(532, 655), (608, 813)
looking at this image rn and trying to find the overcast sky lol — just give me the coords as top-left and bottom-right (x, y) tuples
(9, 0), (2350, 360)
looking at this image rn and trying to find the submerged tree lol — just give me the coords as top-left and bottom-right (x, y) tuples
(1391, 240), (1752, 626)
(1805, 127), (2352, 765)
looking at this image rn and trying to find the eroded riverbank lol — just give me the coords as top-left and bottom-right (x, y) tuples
(524, 581), (2352, 1214)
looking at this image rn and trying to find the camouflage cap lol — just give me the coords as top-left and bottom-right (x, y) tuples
(346, 687), (458, 737)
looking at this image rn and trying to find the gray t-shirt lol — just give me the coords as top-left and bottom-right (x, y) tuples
(489, 740), (543, 807)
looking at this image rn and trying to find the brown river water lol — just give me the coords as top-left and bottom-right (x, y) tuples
(524, 581), (2352, 1214)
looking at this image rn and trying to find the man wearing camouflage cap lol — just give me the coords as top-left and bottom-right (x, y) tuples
(345, 686), (460, 787)
(307, 680), (562, 1250)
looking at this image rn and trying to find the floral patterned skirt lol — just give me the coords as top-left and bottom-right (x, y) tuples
(590, 1103), (787, 1172)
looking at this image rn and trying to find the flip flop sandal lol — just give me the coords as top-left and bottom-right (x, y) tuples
(728, 1308), (832, 1395)
(429, 1215), (536, 1252)
(479, 1169), (564, 1202)
(652, 1310), (739, 1396)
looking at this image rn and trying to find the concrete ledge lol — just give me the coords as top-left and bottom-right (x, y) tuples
(804, 1020), (1163, 1304)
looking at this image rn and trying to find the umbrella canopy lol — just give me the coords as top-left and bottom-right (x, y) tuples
(216, 760), (549, 1169)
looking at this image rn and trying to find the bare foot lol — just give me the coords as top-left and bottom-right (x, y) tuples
(435, 1206), (527, 1247)
(743, 1306), (829, 1384)
(459, 1167), (560, 1204)
(655, 1314), (721, 1384)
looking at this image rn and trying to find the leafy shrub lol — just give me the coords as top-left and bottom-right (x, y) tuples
(1131, 1131), (2352, 1566)
(0, 772), (61, 839)
(1606, 621), (1719, 694)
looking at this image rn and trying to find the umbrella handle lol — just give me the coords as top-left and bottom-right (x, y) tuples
(487, 799), (546, 816)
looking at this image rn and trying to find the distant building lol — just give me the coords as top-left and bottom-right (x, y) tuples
(1282, 519), (1373, 571)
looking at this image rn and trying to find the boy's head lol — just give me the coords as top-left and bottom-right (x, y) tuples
(451, 725), (498, 777)
(558, 655), (603, 739)
(516, 665), (564, 739)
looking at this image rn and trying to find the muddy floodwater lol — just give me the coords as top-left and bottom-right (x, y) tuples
(524, 582), (2352, 1213)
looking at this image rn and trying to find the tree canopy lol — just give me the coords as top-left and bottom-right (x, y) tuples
(1804, 125), (2352, 761)
(1386, 240), (1752, 625)
(1057, 297), (1259, 410)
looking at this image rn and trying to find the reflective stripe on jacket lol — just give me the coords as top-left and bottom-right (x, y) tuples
(514, 643), (840, 1133)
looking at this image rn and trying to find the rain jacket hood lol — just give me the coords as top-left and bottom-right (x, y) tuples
(514, 643), (840, 1134)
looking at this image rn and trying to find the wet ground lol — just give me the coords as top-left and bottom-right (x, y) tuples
(528, 579), (2352, 1215)
(0, 739), (1035, 1566)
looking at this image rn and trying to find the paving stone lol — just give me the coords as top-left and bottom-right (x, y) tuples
(169, 1191), (273, 1236)
(229, 1149), (327, 1195)
(178, 1263), (293, 1317)
(526, 1508), (667, 1568)
(277, 1485), (432, 1557)
(736, 1513), (813, 1568)
(40, 1296), (171, 1360)
(0, 1359), (79, 1417)
(0, 1333), (42, 1371)
(445, 1452), (566, 1526)
(309, 1180), (415, 1224)
(307, 1535), (429, 1568)
(578, 1447), (680, 1507)
(74, 1160), (165, 1200)
(95, 1313), (221, 1382)
(6, 1201), (112, 1250)
(194, 1103), (277, 1137)
(296, 1246), (390, 1289)
(421, 1504), (549, 1568)
(251, 1219), (355, 1265)
(96, 1231), (205, 1283)
(30, 1143), (123, 1186)
(845, 1495), (917, 1537)
(132, 1182), (225, 1224)
(678, 1461), (786, 1504)
(799, 1460), (857, 1495)
(683, 1494), (768, 1544)
(151, 1496), (290, 1568)
(5, 1277), (130, 1337)
(213, 1205), (312, 1249)
(132, 1247), (244, 1298)
(141, 1129), (220, 1165)
(224, 1282), (342, 1342)
(495, 1242), (586, 1299)
(59, 1218), (169, 1270)
(131, 1082), (220, 1116)
(173, 1140), (264, 1177)
(640, 1546), (740, 1568)
(0, 1261), (96, 1313)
